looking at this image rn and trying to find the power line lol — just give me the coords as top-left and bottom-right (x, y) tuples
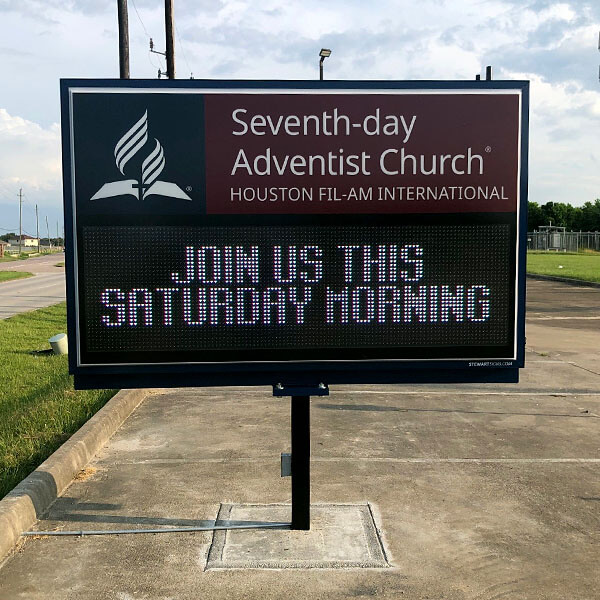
(148, 50), (163, 73)
(130, 0), (151, 38)
(129, 0), (164, 75)
(19, 194), (38, 227)
(20, 192), (33, 207)
(175, 21), (193, 78)
(149, 2), (175, 80)
(0, 183), (15, 202)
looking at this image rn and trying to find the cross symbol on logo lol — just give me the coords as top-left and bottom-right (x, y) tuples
(131, 180), (148, 201)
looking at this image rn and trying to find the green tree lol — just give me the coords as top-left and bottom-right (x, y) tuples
(527, 202), (545, 230)
(530, 200), (600, 231)
(541, 202), (571, 228)
(578, 199), (600, 231)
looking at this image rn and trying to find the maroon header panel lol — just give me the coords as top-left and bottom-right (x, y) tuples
(204, 91), (520, 215)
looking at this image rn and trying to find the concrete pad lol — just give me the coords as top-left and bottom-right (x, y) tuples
(206, 503), (388, 569)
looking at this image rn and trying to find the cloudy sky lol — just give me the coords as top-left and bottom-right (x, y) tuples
(0, 0), (598, 236)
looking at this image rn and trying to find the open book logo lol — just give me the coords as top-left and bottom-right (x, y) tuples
(90, 111), (191, 202)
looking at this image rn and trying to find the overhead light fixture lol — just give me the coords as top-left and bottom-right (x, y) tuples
(319, 49), (332, 80)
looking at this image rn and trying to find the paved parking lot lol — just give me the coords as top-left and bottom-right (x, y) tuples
(0, 278), (598, 600)
(526, 278), (600, 375)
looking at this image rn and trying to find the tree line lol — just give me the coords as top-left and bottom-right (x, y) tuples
(3, 202), (599, 238)
(528, 200), (600, 231)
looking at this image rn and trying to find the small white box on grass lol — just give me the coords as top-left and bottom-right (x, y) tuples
(49, 333), (68, 355)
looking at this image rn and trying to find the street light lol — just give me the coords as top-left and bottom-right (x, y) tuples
(319, 48), (332, 81)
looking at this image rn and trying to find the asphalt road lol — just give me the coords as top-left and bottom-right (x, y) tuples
(0, 253), (65, 319)
(0, 252), (65, 274)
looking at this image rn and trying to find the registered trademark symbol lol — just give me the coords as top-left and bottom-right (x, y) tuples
(186, 186), (192, 192)
(485, 146), (492, 153)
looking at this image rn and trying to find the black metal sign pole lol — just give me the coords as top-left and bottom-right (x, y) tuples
(291, 395), (310, 530)
(273, 383), (329, 531)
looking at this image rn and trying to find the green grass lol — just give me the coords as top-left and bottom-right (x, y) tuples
(0, 254), (28, 263)
(527, 251), (600, 283)
(0, 271), (33, 283)
(0, 303), (116, 499)
(55, 262), (64, 267)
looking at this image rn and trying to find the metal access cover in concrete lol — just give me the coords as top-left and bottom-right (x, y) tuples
(206, 503), (389, 569)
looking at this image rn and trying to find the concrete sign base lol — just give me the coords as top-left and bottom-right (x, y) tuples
(206, 503), (389, 569)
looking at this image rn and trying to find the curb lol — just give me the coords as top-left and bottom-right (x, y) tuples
(0, 387), (150, 562)
(527, 273), (600, 289)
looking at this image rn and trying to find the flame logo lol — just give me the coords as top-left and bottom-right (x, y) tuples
(141, 139), (165, 194)
(114, 111), (149, 175)
(91, 111), (191, 202)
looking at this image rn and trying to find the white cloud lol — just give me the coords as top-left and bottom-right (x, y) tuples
(503, 71), (600, 204)
(0, 109), (61, 191)
(0, 109), (62, 236)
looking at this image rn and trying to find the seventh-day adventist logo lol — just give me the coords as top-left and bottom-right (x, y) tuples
(91, 111), (191, 202)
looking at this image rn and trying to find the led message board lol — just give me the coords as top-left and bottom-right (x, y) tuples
(61, 80), (528, 389)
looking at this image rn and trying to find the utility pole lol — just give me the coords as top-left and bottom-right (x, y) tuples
(36, 204), (40, 254)
(165, 0), (176, 79)
(18, 188), (23, 255)
(117, 0), (130, 79)
(56, 221), (59, 250)
(46, 216), (51, 251)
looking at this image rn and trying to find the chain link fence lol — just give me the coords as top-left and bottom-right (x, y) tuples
(527, 231), (600, 252)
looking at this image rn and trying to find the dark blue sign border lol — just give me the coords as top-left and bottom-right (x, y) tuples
(60, 78), (528, 389)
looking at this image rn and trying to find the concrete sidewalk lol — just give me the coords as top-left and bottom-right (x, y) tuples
(0, 280), (599, 599)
